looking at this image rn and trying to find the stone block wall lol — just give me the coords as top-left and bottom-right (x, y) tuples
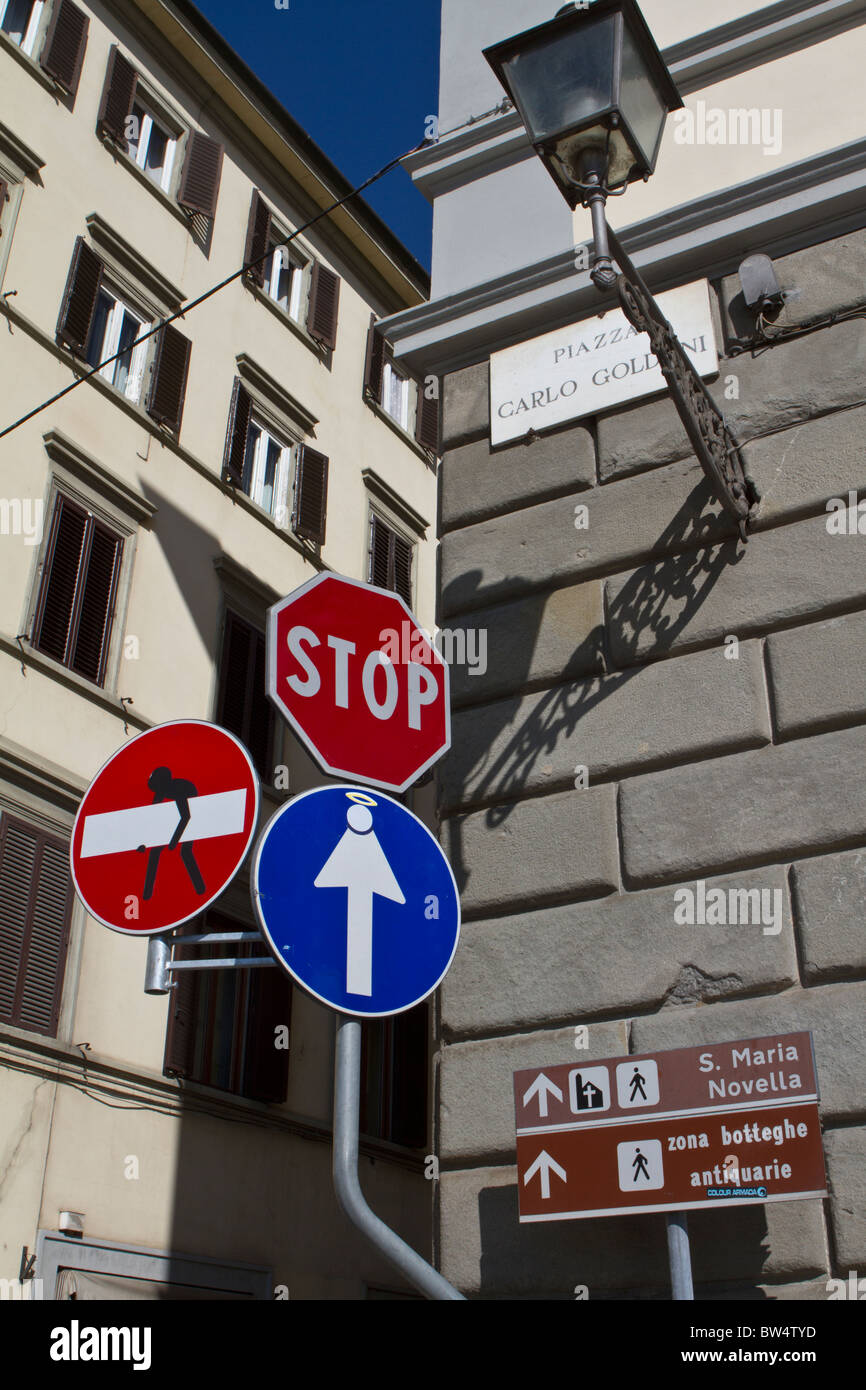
(434, 226), (866, 1299)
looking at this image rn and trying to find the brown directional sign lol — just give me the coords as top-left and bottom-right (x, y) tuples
(513, 1033), (827, 1222)
(514, 1031), (818, 1134)
(517, 1102), (827, 1221)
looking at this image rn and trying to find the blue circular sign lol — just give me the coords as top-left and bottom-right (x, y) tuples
(251, 785), (461, 1017)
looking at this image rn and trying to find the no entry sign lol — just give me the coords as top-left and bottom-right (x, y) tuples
(71, 721), (259, 935)
(514, 1033), (827, 1221)
(266, 574), (450, 792)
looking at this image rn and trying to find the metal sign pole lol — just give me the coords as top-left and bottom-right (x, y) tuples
(665, 1211), (694, 1300)
(332, 1013), (465, 1301)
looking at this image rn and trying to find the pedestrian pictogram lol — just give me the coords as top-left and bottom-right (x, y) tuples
(618, 1139), (664, 1191)
(617, 1059), (659, 1107)
(71, 722), (259, 935)
(252, 784), (460, 1017)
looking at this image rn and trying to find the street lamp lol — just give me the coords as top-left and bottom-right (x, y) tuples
(484, 0), (759, 538)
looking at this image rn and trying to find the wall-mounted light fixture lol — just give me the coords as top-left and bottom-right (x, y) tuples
(485, 0), (759, 539)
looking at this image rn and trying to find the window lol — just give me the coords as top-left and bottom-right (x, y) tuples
(1, 0), (88, 97)
(265, 241), (306, 323)
(363, 319), (440, 454)
(216, 609), (274, 780)
(164, 912), (291, 1104)
(97, 46), (223, 217)
(31, 494), (122, 685)
(243, 189), (340, 346)
(222, 378), (329, 545)
(0, 812), (74, 1037)
(361, 1004), (428, 1149)
(125, 98), (175, 193)
(369, 512), (414, 606)
(0, 0), (43, 54)
(57, 236), (192, 432)
(84, 284), (148, 402)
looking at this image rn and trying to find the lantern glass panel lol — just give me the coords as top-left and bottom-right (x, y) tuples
(619, 21), (668, 170)
(498, 13), (617, 146)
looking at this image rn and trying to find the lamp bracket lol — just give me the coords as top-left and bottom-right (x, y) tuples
(603, 221), (759, 540)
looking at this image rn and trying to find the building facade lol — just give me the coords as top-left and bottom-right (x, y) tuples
(0, 0), (440, 1300)
(384, 0), (866, 1298)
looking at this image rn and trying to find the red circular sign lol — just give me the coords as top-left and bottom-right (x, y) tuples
(71, 721), (260, 935)
(267, 575), (451, 792)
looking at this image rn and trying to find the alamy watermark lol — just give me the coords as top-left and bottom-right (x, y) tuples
(379, 621), (487, 677)
(0, 497), (43, 546)
(674, 101), (782, 157)
(674, 879), (783, 936)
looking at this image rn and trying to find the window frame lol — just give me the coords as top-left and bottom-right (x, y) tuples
(0, 0), (45, 56)
(126, 95), (177, 195)
(381, 358), (413, 433)
(264, 233), (309, 326)
(242, 414), (295, 527)
(367, 507), (416, 608)
(84, 280), (149, 403)
(0, 809), (74, 1039)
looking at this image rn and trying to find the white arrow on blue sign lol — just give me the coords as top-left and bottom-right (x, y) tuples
(251, 785), (461, 1017)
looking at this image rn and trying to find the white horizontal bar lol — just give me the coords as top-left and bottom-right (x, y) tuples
(81, 789), (247, 857)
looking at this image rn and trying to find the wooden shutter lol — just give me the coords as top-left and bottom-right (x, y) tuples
(392, 533), (413, 606)
(306, 262), (340, 349)
(177, 131), (224, 217)
(243, 966), (291, 1103)
(369, 513), (391, 590)
(415, 379), (440, 454)
(0, 180), (8, 235)
(292, 445), (329, 545)
(40, 0), (89, 98)
(96, 45), (137, 146)
(163, 928), (199, 1078)
(0, 815), (73, 1038)
(243, 190), (272, 288)
(146, 323), (192, 433)
(69, 523), (122, 683)
(368, 514), (413, 604)
(33, 496), (122, 685)
(217, 611), (273, 779)
(222, 379), (252, 485)
(363, 317), (386, 403)
(56, 237), (103, 355)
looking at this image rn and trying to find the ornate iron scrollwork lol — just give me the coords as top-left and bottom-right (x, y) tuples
(604, 223), (759, 541)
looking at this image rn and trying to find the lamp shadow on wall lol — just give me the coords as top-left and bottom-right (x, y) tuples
(440, 474), (745, 901)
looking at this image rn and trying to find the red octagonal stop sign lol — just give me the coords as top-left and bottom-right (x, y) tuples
(267, 574), (450, 792)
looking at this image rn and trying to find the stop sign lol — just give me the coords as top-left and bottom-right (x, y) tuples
(266, 574), (450, 792)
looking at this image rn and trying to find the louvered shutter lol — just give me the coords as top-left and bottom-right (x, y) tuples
(32, 497), (87, 664)
(96, 45), (137, 146)
(292, 445), (329, 545)
(306, 263), (340, 349)
(217, 611), (273, 780)
(243, 190), (272, 288)
(177, 131), (224, 217)
(70, 523), (121, 683)
(146, 323), (192, 433)
(163, 928), (199, 1078)
(0, 180), (9, 234)
(415, 379), (440, 454)
(243, 966), (291, 1103)
(222, 379), (252, 486)
(369, 514), (391, 590)
(0, 816), (73, 1038)
(40, 0), (89, 99)
(56, 237), (103, 355)
(392, 533), (413, 606)
(363, 318), (386, 403)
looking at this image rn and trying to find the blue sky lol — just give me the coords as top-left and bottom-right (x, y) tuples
(191, 0), (440, 271)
